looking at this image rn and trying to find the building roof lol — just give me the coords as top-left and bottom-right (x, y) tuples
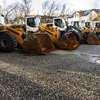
(68, 9), (100, 18)
(83, 9), (93, 15)
(67, 14), (73, 18)
(94, 9), (100, 13)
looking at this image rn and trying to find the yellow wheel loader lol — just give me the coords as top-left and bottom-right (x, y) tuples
(0, 15), (55, 54)
(39, 18), (81, 50)
(82, 22), (100, 45)
(93, 22), (100, 40)
(71, 21), (100, 45)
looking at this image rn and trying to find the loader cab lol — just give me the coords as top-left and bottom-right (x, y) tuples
(85, 22), (93, 30)
(95, 22), (100, 29)
(53, 18), (67, 36)
(26, 16), (41, 33)
(72, 21), (82, 30)
(94, 22), (100, 34)
(94, 22), (100, 40)
(53, 18), (67, 31)
(0, 14), (5, 25)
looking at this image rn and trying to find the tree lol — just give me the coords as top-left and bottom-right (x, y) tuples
(42, 0), (60, 23)
(42, 0), (60, 16)
(10, 4), (24, 24)
(8, 0), (33, 24)
(21, 0), (32, 22)
(60, 4), (66, 17)
(5, 4), (18, 23)
(42, 1), (49, 16)
(11, 3), (27, 24)
(60, 5), (75, 20)
(0, 0), (18, 24)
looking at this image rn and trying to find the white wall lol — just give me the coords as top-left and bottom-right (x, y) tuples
(86, 10), (97, 21)
(67, 10), (98, 27)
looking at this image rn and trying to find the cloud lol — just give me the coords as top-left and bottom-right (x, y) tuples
(66, 0), (99, 11)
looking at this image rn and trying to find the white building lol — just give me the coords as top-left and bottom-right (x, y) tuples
(67, 9), (100, 26)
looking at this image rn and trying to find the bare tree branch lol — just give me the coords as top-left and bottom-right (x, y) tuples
(1, 1), (19, 23)
(42, 1), (50, 16)
(42, 0), (60, 16)
(60, 4), (66, 17)
(21, 0), (32, 17)
(5, 4), (18, 19)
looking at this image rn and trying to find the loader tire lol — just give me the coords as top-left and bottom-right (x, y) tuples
(0, 33), (18, 52)
(47, 33), (53, 41)
(98, 35), (100, 41)
(71, 31), (80, 42)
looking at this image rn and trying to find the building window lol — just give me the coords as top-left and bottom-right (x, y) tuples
(74, 13), (78, 18)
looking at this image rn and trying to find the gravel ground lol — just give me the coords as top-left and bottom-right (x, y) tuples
(0, 45), (100, 100)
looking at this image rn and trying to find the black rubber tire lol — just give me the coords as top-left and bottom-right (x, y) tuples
(71, 31), (80, 42)
(17, 43), (23, 49)
(67, 26), (83, 42)
(46, 33), (53, 41)
(0, 33), (18, 52)
(98, 35), (100, 41)
(53, 42), (60, 49)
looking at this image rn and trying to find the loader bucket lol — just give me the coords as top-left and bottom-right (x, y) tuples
(22, 33), (55, 54)
(57, 31), (81, 50)
(87, 32), (100, 45)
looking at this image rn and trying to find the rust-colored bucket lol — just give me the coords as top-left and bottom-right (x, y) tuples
(22, 33), (55, 54)
(57, 31), (81, 50)
(87, 32), (100, 45)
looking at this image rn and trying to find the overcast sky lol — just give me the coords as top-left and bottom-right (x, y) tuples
(0, 0), (100, 14)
